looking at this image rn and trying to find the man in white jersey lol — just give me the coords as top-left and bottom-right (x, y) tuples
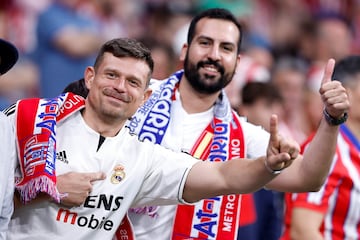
(0, 38), (18, 239)
(5, 38), (298, 239)
(123, 8), (350, 240)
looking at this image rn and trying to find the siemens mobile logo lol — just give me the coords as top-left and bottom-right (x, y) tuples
(56, 194), (123, 231)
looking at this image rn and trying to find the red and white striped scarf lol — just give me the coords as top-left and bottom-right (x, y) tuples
(15, 93), (85, 204)
(171, 113), (245, 239)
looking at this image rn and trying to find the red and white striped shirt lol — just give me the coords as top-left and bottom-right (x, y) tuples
(282, 125), (360, 240)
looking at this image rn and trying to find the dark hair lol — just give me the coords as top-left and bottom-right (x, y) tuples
(187, 8), (243, 54)
(241, 82), (283, 105)
(93, 38), (154, 84)
(332, 55), (360, 84)
(62, 78), (88, 98)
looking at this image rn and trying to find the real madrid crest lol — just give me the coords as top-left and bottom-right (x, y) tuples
(111, 164), (126, 184)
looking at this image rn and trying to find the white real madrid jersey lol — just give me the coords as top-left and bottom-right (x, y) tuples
(7, 111), (198, 240)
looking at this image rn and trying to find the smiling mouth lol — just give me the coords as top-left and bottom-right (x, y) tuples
(109, 94), (130, 103)
(200, 66), (221, 79)
(198, 60), (224, 75)
(104, 89), (130, 103)
(203, 64), (219, 73)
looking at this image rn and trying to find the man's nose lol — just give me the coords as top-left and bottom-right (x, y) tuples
(207, 46), (221, 61)
(114, 77), (126, 90)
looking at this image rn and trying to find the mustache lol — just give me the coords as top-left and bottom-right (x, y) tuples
(103, 88), (131, 103)
(197, 60), (225, 74)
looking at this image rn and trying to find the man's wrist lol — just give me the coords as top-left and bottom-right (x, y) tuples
(264, 158), (283, 175)
(323, 108), (348, 126)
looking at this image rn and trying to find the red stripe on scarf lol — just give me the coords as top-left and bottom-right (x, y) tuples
(171, 113), (245, 240)
(15, 93), (85, 204)
(113, 215), (135, 240)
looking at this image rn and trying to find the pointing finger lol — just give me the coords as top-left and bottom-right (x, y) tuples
(269, 114), (279, 147)
(86, 172), (106, 183)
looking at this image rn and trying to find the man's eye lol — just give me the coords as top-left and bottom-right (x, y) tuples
(200, 41), (210, 46)
(223, 45), (234, 52)
(128, 79), (139, 87)
(107, 73), (116, 79)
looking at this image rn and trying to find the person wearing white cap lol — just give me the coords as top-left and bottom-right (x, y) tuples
(0, 38), (18, 240)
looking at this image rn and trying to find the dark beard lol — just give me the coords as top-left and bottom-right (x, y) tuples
(184, 55), (234, 94)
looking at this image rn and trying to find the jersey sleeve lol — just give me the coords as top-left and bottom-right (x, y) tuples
(241, 119), (269, 158)
(132, 142), (199, 207)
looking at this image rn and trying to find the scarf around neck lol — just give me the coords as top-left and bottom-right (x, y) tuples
(15, 92), (85, 204)
(124, 70), (245, 240)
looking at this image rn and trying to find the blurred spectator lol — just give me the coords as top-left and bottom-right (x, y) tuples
(140, 37), (177, 80)
(268, 0), (310, 58)
(237, 81), (285, 240)
(0, 0), (50, 54)
(143, 4), (175, 46)
(143, 3), (193, 53)
(113, 0), (146, 38)
(0, 59), (39, 110)
(244, 45), (274, 70)
(237, 0), (310, 59)
(78, 0), (129, 40)
(2, 0), (360, 104)
(0, 0), (43, 109)
(238, 81), (284, 130)
(304, 12), (353, 91)
(300, 12), (354, 135)
(271, 56), (309, 143)
(225, 54), (271, 109)
(281, 55), (360, 240)
(32, 0), (104, 98)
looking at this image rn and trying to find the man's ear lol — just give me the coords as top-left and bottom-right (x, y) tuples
(179, 43), (188, 62)
(236, 54), (241, 65)
(84, 66), (95, 89)
(141, 88), (152, 105)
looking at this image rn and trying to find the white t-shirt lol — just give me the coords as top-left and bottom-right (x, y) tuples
(128, 87), (270, 240)
(0, 112), (15, 240)
(7, 111), (198, 240)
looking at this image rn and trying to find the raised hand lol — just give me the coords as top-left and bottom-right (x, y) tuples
(319, 58), (349, 118)
(57, 171), (106, 207)
(266, 114), (300, 172)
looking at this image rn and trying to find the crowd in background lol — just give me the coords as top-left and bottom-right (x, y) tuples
(1, 0), (359, 106)
(0, 0), (359, 239)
